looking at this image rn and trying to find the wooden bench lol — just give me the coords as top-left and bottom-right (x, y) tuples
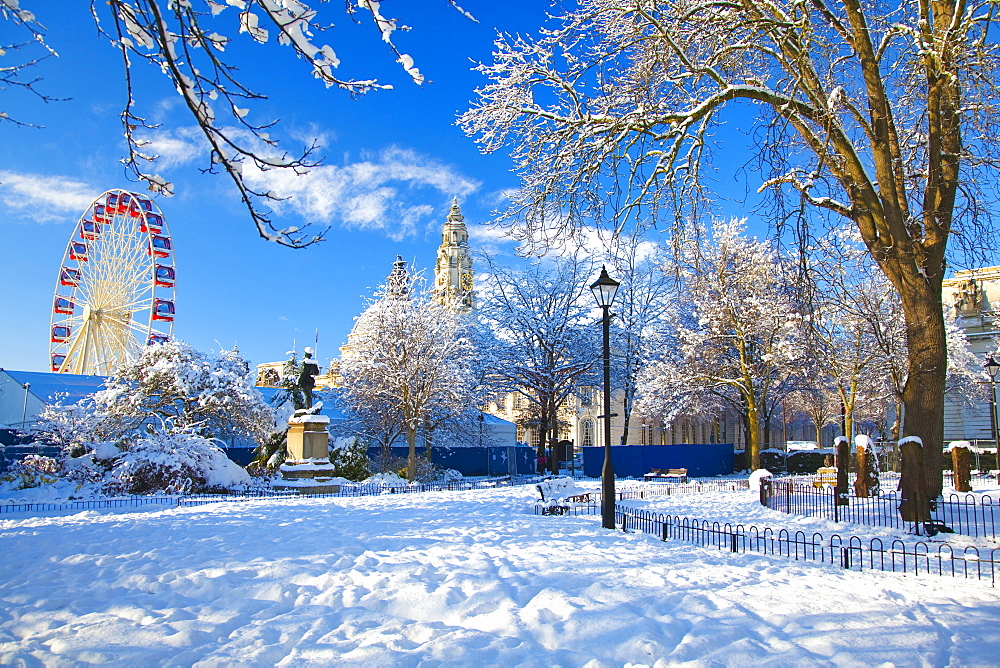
(536, 478), (591, 515)
(643, 468), (688, 483)
(813, 466), (838, 488)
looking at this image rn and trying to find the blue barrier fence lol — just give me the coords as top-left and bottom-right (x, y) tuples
(366, 445), (537, 477)
(1, 440), (537, 477)
(581, 443), (734, 478)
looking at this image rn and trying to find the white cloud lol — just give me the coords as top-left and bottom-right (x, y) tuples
(140, 127), (202, 168)
(61, 122), (482, 239)
(242, 146), (480, 238)
(0, 171), (100, 223)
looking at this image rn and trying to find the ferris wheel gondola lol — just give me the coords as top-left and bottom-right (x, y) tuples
(49, 189), (176, 375)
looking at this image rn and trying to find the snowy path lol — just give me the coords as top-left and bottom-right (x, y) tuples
(1, 485), (999, 666)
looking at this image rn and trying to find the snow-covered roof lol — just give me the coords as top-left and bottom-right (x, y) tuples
(480, 412), (515, 427)
(0, 369), (107, 405)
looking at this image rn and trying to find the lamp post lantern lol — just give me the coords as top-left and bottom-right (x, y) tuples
(985, 354), (1000, 453)
(590, 265), (620, 530)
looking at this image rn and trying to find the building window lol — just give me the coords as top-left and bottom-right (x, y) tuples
(582, 420), (595, 447)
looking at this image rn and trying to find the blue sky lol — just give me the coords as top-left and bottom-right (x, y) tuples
(0, 2), (563, 374)
(0, 2), (800, 377)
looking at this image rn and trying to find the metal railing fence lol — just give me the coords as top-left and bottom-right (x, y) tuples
(0, 475), (525, 515)
(761, 479), (1000, 539)
(537, 502), (998, 585)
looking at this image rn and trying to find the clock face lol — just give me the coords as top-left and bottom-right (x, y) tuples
(460, 272), (473, 291)
(436, 274), (446, 286)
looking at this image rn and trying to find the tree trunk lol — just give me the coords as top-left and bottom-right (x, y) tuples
(898, 439), (931, 523)
(890, 397), (903, 441)
(835, 437), (850, 506)
(407, 424), (417, 482)
(854, 442), (870, 498)
(747, 403), (761, 470)
(952, 446), (972, 493)
(843, 378), (857, 444)
(619, 391), (632, 446)
(898, 282), (947, 500)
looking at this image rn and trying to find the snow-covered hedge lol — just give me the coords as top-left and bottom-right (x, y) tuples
(23, 342), (271, 497)
(107, 431), (250, 495)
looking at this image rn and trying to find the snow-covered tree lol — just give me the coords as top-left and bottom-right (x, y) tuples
(476, 255), (597, 472)
(461, 0), (1000, 499)
(803, 230), (897, 443)
(277, 349), (306, 411)
(30, 393), (109, 458)
(807, 229), (985, 441)
(339, 260), (479, 481)
(783, 383), (841, 445)
(636, 220), (806, 469)
(26, 342), (266, 494)
(3, 1), (474, 247)
(93, 341), (275, 445)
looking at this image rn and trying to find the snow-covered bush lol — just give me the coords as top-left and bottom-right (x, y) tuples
(369, 447), (408, 477)
(365, 471), (410, 488)
(1, 455), (63, 490)
(31, 395), (109, 458)
(394, 456), (459, 484)
(107, 429), (250, 495)
(250, 430), (288, 475)
(437, 468), (464, 483)
(329, 437), (371, 481)
(28, 342), (272, 496)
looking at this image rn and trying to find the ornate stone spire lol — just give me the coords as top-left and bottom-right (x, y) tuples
(447, 196), (464, 223)
(433, 200), (473, 311)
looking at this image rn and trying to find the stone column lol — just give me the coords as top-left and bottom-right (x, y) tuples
(275, 410), (340, 494)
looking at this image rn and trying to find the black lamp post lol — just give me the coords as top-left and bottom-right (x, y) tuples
(985, 354), (1000, 452)
(590, 265), (620, 530)
(20, 382), (30, 428)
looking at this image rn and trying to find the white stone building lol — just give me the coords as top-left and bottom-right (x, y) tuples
(943, 266), (1000, 443)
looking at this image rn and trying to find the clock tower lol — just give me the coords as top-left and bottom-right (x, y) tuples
(432, 198), (474, 312)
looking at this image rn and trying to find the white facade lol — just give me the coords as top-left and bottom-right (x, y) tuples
(943, 266), (1000, 442)
(486, 386), (741, 451)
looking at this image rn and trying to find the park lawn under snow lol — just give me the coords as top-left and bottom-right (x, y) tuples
(1, 483), (999, 666)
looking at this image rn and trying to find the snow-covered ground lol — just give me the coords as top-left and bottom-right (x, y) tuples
(1, 482), (999, 666)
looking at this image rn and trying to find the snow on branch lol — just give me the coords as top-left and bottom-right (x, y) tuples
(42, 0), (478, 248)
(0, 0), (64, 127)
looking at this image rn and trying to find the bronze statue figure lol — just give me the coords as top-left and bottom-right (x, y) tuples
(298, 348), (320, 409)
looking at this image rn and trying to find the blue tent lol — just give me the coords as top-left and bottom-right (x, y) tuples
(0, 369), (107, 429)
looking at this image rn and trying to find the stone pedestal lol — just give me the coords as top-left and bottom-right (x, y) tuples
(274, 411), (340, 495)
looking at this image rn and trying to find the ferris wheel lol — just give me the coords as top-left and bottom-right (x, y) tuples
(49, 189), (176, 376)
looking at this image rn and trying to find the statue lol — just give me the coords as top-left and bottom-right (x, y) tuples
(297, 347), (320, 410)
(955, 278), (983, 315)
